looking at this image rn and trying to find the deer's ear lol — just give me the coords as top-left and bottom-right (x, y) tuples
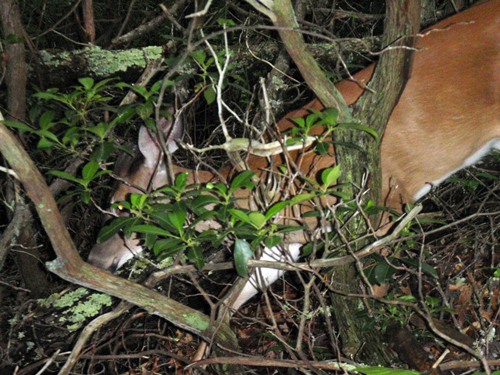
(158, 114), (184, 153)
(137, 113), (184, 168)
(138, 126), (162, 168)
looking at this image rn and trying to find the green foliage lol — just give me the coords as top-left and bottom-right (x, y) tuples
(48, 160), (111, 204)
(290, 107), (378, 155)
(4, 77), (172, 204)
(190, 46), (247, 106)
(97, 171), (306, 271)
(6, 77), (134, 154)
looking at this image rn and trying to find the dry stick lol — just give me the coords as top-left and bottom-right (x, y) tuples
(188, 355), (357, 372)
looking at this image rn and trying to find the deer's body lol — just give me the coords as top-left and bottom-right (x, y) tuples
(89, 1), (499, 309)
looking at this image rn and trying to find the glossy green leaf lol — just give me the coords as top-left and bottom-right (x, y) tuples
(153, 238), (184, 256)
(78, 77), (95, 90)
(82, 161), (99, 181)
(130, 193), (148, 209)
(2, 120), (34, 133)
(264, 235), (282, 248)
(248, 212), (266, 229)
(321, 165), (341, 188)
(315, 141), (330, 156)
(90, 141), (114, 162)
(289, 193), (316, 206)
(229, 171), (255, 194)
(187, 246), (204, 269)
(265, 201), (289, 220)
(204, 85), (216, 105)
(169, 207), (187, 234)
(175, 172), (189, 191)
(48, 170), (82, 185)
(229, 208), (250, 224)
(128, 224), (175, 237)
(234, 239), (253, 277)
(96, 217), (137, 243)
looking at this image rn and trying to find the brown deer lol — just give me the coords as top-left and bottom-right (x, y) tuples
(89, 0), (499, 310)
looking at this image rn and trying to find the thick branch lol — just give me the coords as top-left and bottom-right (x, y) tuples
(270, 0), (351, 120)
(0, 0), (28, 121)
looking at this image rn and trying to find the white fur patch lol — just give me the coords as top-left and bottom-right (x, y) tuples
(414, 138), (500, 201)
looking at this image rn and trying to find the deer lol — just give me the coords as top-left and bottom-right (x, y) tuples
(88, 0), (499, 312)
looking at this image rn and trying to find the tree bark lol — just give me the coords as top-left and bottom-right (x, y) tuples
(329, 0), (421, 363)
(0, 0), (27, 122)
(0, 0), (53, 297)
(257, 0), (421, 364)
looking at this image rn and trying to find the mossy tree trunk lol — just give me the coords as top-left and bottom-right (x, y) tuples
(261, 0), (421, 364)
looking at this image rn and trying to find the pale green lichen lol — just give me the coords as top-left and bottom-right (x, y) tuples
(84, 46), (163, 76)
(39, 287), (113, 331)
(40, 46), (164, 77)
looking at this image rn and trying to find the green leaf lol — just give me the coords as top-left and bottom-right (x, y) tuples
(190, 50), (207, 65)
(204, 85), (216, 105)
(321, 165), (341, 188)
(192, 195), (220, 210)
(396, 295), (417, 303)
(87, 122), (110, 139)
(82, 161), (100, 181)
(319, 107), (339, 125)
(175, 172), (189, 191)
(248, 212), (266, 229)
(191, 210), (218, 227)
(187, 246), (204, 269)
(144, 232), (157, 249)
(48, 170), (82, 185)
(81, 190), (91, 205)
(265, 201), (289, 221)
(399, 258), (438, 279)
(37, 137), (55, 149)
(289, 193), (316, 206)
(97, 217), (138, 243)
(315, 141), (330, 156)
(36, 129), (60, 143)
(111, 106), (136, 126)
(167, 207), (187, 235)
(128, 224), (175, 237)
(2, 120), (34, 133)
(153, 238), (184, 256)
(229, 171), (255, 195)
(264, 235), (282, 248)
(90, 142), (114, 162)
(78, 77), (95, 91)
(229, 209), (250, 224)
(372, 261), (396, 284)
(130, 193), (148, 209)
(234, 239), (253, 277)
(217, 18), (237, 27)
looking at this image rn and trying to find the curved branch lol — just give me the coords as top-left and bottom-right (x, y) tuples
(0, 114), (238, 350)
